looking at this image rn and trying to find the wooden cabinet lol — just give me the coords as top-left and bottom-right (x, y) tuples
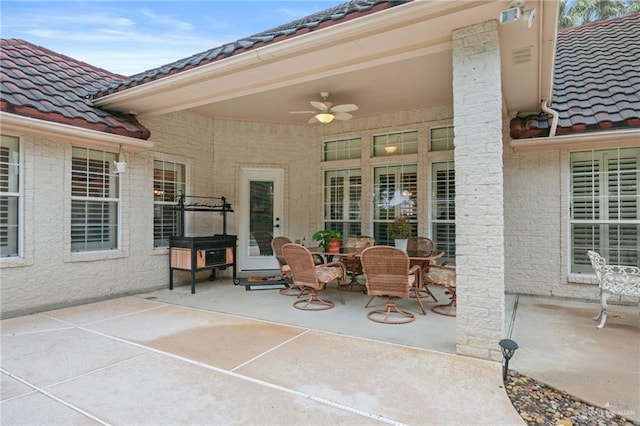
(169, 235), (237, 294)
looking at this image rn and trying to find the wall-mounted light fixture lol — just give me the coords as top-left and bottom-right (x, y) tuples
(499, 0), (535, 28)
(114, 144), (127, 174)
(315, 113), (335, 124)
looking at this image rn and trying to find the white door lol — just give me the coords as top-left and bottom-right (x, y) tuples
(239, 168), (284, 271)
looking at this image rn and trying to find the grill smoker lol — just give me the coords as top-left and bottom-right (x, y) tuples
(169, 194), (237, 294)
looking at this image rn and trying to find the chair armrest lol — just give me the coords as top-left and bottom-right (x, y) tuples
(409, 264), (421, 275)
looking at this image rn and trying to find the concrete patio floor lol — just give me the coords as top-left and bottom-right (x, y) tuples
(1, 278), (638, 425)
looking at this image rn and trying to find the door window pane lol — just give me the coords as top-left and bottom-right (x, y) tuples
(431, 161), (456, 258)
(323, 169), (362, 237)
(373, 164), (417, 245)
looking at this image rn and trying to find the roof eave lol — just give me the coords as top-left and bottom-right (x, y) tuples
(92, 1), (514, 116)
(1, 112), (154, 151)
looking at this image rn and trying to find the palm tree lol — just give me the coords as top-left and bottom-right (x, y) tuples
(558, 0), (579, 28)
(625, 0), (640, 12)
(558, 0), (628, 28)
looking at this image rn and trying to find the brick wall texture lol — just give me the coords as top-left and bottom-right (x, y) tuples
(1, 22), (623, 361)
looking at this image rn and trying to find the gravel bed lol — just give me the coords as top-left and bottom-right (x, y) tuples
(504, 370), (638, 426)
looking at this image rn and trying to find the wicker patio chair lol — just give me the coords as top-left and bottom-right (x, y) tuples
(253, 230), (273, 255)
(271, 236), (302, 296)
(282, 243), (346, 311)
(360, 246), (425, 324)
(339, 235), (375, 293)
(406, 236), (444, 302)
(425, 259), (457, 316)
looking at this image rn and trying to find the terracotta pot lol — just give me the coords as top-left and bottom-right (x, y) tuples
(328, 237), (341, 253)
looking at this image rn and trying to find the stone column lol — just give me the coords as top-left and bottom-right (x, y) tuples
(452, 20), (505, 361)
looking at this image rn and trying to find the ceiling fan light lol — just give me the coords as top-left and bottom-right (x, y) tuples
(315, 113), (335, 123)
(384, 146), (397, 154)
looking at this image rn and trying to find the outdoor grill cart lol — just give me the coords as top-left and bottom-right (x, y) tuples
(169, 194), (236, 294)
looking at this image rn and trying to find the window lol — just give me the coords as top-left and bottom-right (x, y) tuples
(373, 164), (417, 244)
(430, 126), (454, 151)
(154, 160), (185, 248)
(323, 137), (361, 161)
(71, 147), (119, 252)
(431, 161), (456, 258)
(570, 148), (639, 273)
(0, 135), (20, 257)
(323, 169), (362, 237)
(372, 130), (418, 157)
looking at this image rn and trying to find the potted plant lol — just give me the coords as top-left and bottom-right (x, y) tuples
(387, 215), (412, 251)
(312, 229), (342, 253)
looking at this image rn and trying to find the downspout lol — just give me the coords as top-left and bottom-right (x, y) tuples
(541, 100), (558, 137)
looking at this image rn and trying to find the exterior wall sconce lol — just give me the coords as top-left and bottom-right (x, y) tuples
(114, 144), (127, 174)
(499, 338), (519, 382)
(315, 113), (335, 123)
(384, 146), (397, 154)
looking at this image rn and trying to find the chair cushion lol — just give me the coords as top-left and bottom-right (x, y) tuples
(426, 268), (456, 287)
(316, 265), (343, 283)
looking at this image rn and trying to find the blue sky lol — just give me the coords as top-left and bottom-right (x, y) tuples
(1, 1), (345, 76)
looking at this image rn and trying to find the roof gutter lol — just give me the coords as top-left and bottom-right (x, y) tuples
(0, 112), (154, 151)
(510, 128), (640, 152)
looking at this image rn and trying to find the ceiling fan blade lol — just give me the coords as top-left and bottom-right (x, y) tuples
(289, 110), (316, 114)
(308, 116), (319, 124)
(331, 104), (358, 113)
(310, 101), (330, 112)
(333, 112), (353, 121)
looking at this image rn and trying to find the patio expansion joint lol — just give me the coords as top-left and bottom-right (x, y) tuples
(76, 325), (410, 426)
(0, 367), (111, 426)
(229, 328), (311, 372)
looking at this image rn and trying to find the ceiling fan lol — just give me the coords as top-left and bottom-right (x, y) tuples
(290, 91), (359, 124)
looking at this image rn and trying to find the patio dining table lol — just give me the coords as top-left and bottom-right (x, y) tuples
(309, 247), (449, 301)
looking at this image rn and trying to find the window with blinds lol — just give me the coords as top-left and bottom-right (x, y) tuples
(323, 169), (362, 237)
(71, 147), (119, 252)
(570, 148), (639, 273)
(323, 137), (361, 161)
(373, 164), (417, 245)
(154, 160), (185, 248)
(431, 161), (456, 258)
(0, 135), (20, 257)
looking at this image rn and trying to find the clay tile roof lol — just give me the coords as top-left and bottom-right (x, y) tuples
(510, 12), (640, 139)
(1, 39), (150, 140)
(93, 0), (408, 98)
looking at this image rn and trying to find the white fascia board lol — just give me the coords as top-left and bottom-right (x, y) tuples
(510, 128), (640, 152)
(0, 112), (154, 151)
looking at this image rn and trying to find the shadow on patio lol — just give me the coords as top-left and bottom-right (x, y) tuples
(1, 277), (638, 424)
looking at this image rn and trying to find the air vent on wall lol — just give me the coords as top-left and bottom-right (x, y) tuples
(512, 46), (533, 65)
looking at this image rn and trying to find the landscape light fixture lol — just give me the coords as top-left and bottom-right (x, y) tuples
(499, 339), (519, 382)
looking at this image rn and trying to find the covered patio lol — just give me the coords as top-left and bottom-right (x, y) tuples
(2, 279), (638, 424)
